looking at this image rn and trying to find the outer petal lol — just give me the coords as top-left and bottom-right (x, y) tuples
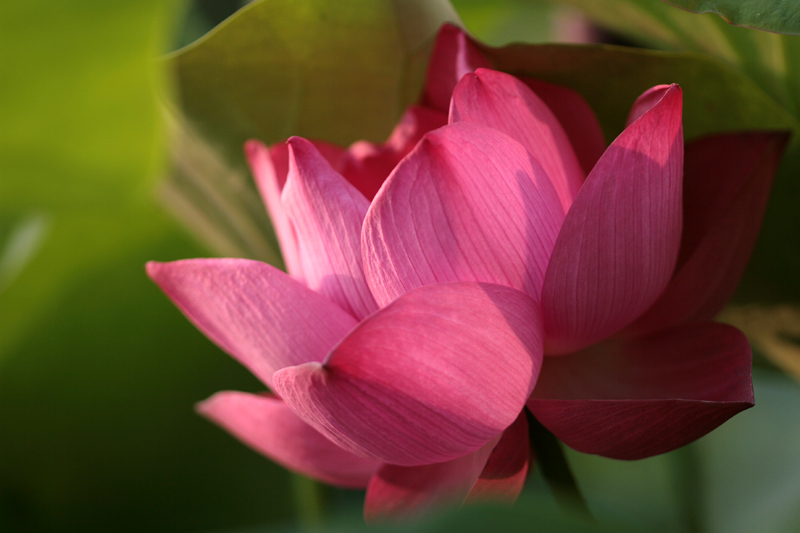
(541, 84), (683, 354)
(364, 437), (499, 522)
(364, 413), (529, 521)
(522, 77), (606, 176)
(273, 282), (543, 466)
(363, 122), (564, 307)
(628, 131), (790, 335)
(450, 68), (584, 211)
(528, 322), (754, 460)
(423, 23), (493, 113)
(282, 137), (378, 320)
(198, 391), (380, 488)
(465, 412), (530, 504)
(338, 106), (448, 200)
(146, 258), (358, 388)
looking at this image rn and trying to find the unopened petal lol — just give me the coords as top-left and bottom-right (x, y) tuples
(423, 24), (493, 113)
(523, 77), (606, 176)
(198, 391), (380, 488)
(273, 282), (543, 466)
(338, 106), (447, 200)
(147, 258), (357, 387)
(528, 322), (754, 459)
(541, 84), (684, 354)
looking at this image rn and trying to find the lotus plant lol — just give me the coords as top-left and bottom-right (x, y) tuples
(148, 25), (786, 520)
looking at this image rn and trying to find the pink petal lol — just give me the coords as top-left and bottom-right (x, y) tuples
(423, 24), (493, 113)
(246, 139), (346, 279)
(272, 282), (543, 466)
(626, 84), (674, 127)
(282, 137), (378, 320)
(245, 140), (302, 278)
(450, 68), (584, 212)
(146, 258), (358, 387)
(465, 412), (530, 505)
(338, 106), (448, 200)
(628, 131), (790, 335)
(363, 122), (565, 307)
(522, 77), (606, 176)
(528, 322), (754, 460)
(541, 84), (684, 354)
(198, 391), (380, 488)
(364, 438), (499, 522)
(364, 412), (530, 521)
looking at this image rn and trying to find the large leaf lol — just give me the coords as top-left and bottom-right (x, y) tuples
(482, 43), (797, 142)
(546, 0), (800, 122)
(169, 0), (460, 163)
(664, 0), (800, 35)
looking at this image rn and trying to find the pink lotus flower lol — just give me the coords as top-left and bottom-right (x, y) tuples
(148, 26), (786, 520)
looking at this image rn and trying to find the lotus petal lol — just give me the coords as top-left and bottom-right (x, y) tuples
(528, 322), (754, 459)
(465, 412), (529, 504)
(450, 68), (584, 211)
(282, 137), (378, 319)
(273, 282), (543, 466)
(629, 131), (790, 334)
(338, 105), (447, 200)
(147, 258), (357, 387)
(364, 438), (498, 522)
(541, 85), (683, 354)
(363, 122), (564, 307)
(198, 391), (380, 487)
(522, 77), (606, 176)
(423, 23), (493, 113)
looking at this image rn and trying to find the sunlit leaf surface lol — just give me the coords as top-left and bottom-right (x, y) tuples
(664, 0), (800, 35)
(170, 0), (461, 162)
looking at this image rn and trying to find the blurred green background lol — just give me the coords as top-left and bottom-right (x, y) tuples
(2, 1), (799, 531)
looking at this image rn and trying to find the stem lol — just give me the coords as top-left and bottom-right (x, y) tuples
(672, 444), (704, 533)
(527, 411), (592, 519)
(291, 473), (325, 531)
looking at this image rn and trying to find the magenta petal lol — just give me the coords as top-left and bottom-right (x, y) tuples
(522, 77), (606, 176)
(541, 84), (684, 354)
(363, 122), (564, 307)
(450, 68), (584, 211)
(423, 24), (493, 113)
(198, 391), (380, 488)
(628, 131), (790, 334)
(338, 106), (448, 200)
(364, 439), (498, 522)
(364, 412), (530, 521)
(146, 258), (358, 387)
(272, 282), (543, 466)
(626, 84), (674, 127)
(465, 412), (530, 505)
(528, 322), (754, 460)
(282, 137), (378, 320)
(245, 140), (302, 278)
